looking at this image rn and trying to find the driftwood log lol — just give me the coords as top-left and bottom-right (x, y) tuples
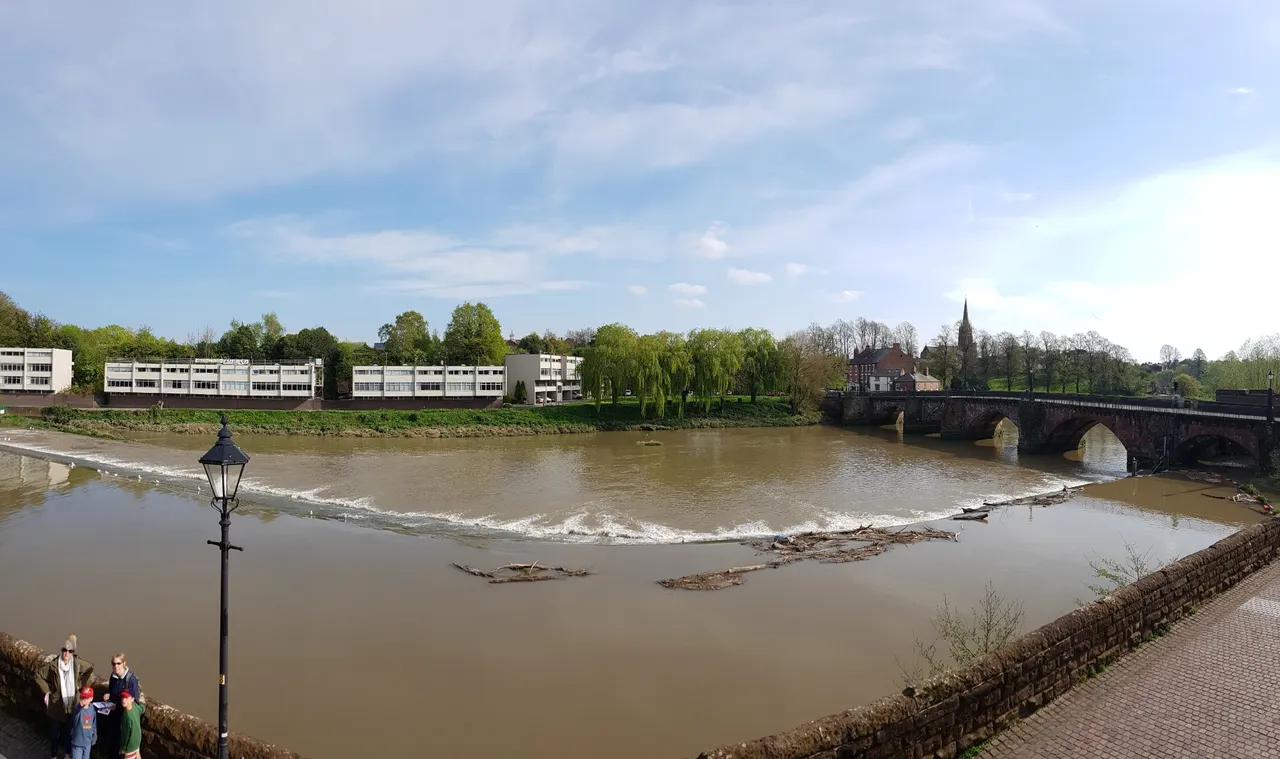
(452, 561), (593, 584)
(659, 526), (957, 591)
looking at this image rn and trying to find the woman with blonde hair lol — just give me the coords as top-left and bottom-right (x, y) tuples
(35, 634), (95, 759)
(102, 652), (143, 752)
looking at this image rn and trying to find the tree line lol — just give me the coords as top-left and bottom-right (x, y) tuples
(579, 323), (846, 418)
(5, 287), (1275, 403)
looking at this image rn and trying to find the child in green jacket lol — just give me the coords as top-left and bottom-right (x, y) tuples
(119, 690), (145, 758)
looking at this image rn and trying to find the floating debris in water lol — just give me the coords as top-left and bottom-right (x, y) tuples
(452, 561), (593, 584)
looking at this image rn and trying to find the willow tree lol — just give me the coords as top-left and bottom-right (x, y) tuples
(687, 328), (744, 412)
(660, 331), (693, 419)
(739, 327), (779, 402)
(633, 333), (666, 418)
(580, 344), (608, 411)
(580, 323), (638, 408)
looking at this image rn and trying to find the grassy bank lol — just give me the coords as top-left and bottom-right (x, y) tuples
(7, 396), (819, 438)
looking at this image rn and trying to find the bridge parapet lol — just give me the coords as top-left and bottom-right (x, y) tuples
(822, 391), (1278, 475)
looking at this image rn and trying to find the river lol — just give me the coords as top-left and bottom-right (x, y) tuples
(0, 422), (1263, 758)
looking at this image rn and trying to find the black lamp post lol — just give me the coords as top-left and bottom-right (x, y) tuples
(198, 414), (250, 759)
(1268, 369), (1274, 424)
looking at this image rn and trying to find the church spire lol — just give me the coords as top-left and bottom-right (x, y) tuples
(958, 298), (974, 353)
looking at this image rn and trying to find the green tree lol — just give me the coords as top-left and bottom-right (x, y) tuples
(739, 327), (779, 402)
(513, 379), (528, 403)
(632, 333), (666, 418)
(217, 324), (263, 360)
(517, 332), (547, 355)
(1173, 372), (1202, 399)
(778, 330), (845, 413)
(659, 332), (694, 419)
(378, 311), (429, 364)
(442, 302), (506, 365)
(0, 291), (31, 346)
(261, 312), (285, 355)
(688, 328), (744, 412)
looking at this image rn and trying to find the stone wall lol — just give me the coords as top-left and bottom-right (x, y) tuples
(0, 633), (305, 759)
(696, 519), (1280, 759)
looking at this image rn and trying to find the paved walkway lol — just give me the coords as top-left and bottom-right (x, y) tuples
(0, 710), (42, 759)
(983, 556), (1280, 758)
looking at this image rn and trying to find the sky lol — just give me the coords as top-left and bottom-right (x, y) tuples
(1, 1), (1278, 361)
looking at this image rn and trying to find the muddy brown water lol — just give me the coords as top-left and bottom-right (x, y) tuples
(0, 423), (1264, 759)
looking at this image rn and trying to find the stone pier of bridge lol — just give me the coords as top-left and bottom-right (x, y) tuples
(829, 392), (1278, 475)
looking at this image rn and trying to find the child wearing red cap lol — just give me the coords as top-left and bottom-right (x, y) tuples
(68, 686), (97, 759)
(119, 690), (145, 759)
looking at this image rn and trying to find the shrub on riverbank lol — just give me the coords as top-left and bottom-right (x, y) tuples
(19, 396), (817, 437)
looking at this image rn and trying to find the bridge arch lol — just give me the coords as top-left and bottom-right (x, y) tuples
(1042, 414), (1147, 457)
(970, 408), (1018, 439)
(1174, 432), (1259, 468)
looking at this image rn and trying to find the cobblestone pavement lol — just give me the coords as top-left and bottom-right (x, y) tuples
(0, 710), (44, 759)
(983, 557), (1280, 759)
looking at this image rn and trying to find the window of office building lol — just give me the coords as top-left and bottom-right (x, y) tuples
(197, 381), (223, 390)
(0, 350), (21, 357)
(0, 363), (22, 372)
(417, 382), (442, 391)
(281, 383), (312, 392)
(252, 382), (279, 391)
(446, 382), (474, 393)
(354, 369), (380, 376)
(106, 379), (132, 388)
(354, 382), (383, 392)
(386, 369), (413, 376)
(252, 368), (279, 376)
(135, 379), (158, 389)
(479, 382), (504, 392)
(164, 367), (187, 373)
(3, 376), (22, 385)
(164, 380), (187, 389)
(385, 382), (412, 392)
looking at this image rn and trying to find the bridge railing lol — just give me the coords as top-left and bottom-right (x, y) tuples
(832, 389), (1272, 420)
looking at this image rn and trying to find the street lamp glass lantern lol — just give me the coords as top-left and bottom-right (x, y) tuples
(198, 415), (250, 501)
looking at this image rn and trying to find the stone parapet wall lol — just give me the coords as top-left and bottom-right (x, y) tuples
(0, 633), (305, 759)
(696, 519), (1280, 759)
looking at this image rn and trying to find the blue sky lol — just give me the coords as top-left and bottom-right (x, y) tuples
(1, 0), (1277, 361)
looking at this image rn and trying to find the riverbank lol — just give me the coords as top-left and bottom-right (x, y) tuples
(0, 397), (818, 438)
(0, 436), (1264, 759)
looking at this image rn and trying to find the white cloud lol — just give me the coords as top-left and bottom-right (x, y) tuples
(785, 262), (809, 276)
(668, 282), (707, 295)
(673, 298), (706, 308)
(950, 151), (1280, 359)
(627, 284), (647, 295)
(727, 267), (771, 285)
(1229, 86), (1255, 95)
(0, 1), (1074, 202)
(832, 290), (862, 302)
(228, 217), (608, 298)
(694, 221), (730, 259)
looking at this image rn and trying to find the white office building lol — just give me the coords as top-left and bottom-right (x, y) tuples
(104, 358), (321, 398)
(350, 365), (506, 399)
(503, 353), (583, 403)
(0, 348), (74, 394)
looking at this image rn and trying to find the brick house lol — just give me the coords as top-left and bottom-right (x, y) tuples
(846, 342), (917, 391)
(893, 372), (942, 392)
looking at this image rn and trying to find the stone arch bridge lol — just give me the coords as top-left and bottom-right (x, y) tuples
(821, 391), (1278, 474)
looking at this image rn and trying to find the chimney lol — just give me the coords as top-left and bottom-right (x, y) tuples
(891, 342), (902, 352)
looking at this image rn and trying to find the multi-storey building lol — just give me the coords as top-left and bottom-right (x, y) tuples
(103, 358), (321, 398)
(349, 365), (506, 399)
(846, 342), (916, 392)
(0, 348), (74, 394)
(503, 353), (583, 403)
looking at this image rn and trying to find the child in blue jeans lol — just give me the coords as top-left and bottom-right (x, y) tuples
(68, 686), (97, 759)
